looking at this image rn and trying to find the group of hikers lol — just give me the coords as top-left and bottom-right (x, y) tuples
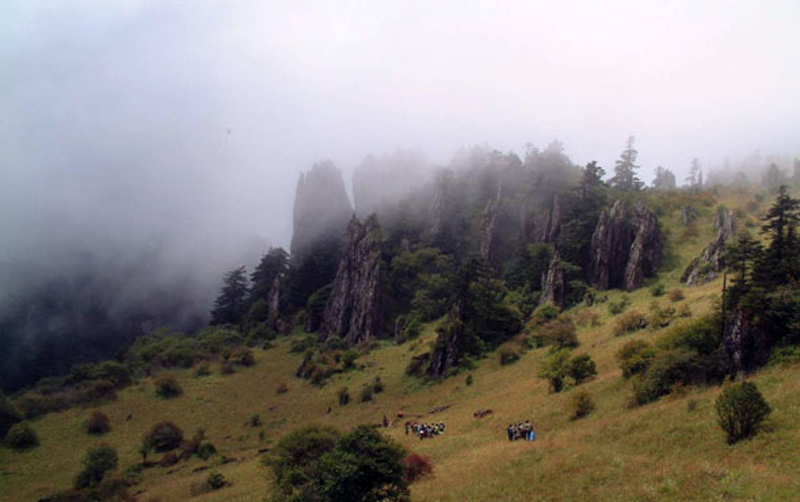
(507, 420), (535, 441)
(405, 421), (446, 439)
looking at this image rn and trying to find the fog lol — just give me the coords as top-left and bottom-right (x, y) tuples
(1, 1), (798, 388)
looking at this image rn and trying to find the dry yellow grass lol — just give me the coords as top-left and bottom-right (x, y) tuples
(2, 189), (799, 501)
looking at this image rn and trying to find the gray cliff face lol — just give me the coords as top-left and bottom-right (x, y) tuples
(591, 200), (633, 290)
(430, 170), (453, 237)
(541, 250), (565, 308)
(543, 194), (563, 243)
(480, 194), (501, 265)
(590, 199), (662, 291)
(319, 216), (384, 346)
(426, 305), (464, 379)
(624, 201), (663, 291)
(723, 307), (769, 375)
(290, 161), (353, 263)
(266, 276), (280, 327)
(681, 209), (736, 286)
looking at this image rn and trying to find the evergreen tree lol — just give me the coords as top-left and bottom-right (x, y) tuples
(580, 161), (606, 197)
(210, 266), (250, 326)
(248, 247), (289, 305)
(652, 166), (676, 190)
(609, 136), (643, 191)
(685, 158), (701, 191)
(759, 185), (800, 283)
(725, 232), (763, 310)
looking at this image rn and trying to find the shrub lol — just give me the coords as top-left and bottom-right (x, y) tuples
(403, 452), (433, 483)
(194, 362), (212, 377)
(465, 374), (474, 386)
(179, 439), (199, 459)
(220, 361), (235, 375)
(405, 353), (429, 377)
(566, 354), (597, 384)
(648, 302), (676, 329)
(668, 289), (685, 302)
(197, 443), (217, 460)
(155, 375), (182, 399)
(341, 348), (359, 370)
(530, 302), (560, 326)
(372, 377), (384, 394)
(206, 470), (227, 490)
(677, 303), (692, 318)
(231, 347), (255, 367)
(360, 385), (374, 403)
(0, 392), (22, 439)
(498, 342), (523, 365)
(250, 413), (262, 427)
(85, 411), (111, 435)
(613, 310), (648, 336)
(537, 349), (572, 393)
(571, 391), (595, 420)
(75, 444), (118, 489)
(337, 387), (350, 406)
(616, 340), (656, 378)
(267, 424), (340, 499)
(5, 423), (39, 449)
(607, 296), (630, 315)
(145, 421), (184, 452)
(159, 452), (179, 467)
(535, 317), (578, 348)
(630, 349), (696, 406)
(650, 283), (665, 297)
(715, 381), (771, 444)
(574, 309), (601, 327)
(276, 382), (289, 394)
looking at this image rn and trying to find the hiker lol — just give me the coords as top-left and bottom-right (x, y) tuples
(382, 415), (389, 427)
(507, 424), (515, 442)
(523, 420), (533, 441)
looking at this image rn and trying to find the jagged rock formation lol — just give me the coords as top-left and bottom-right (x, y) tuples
(624, 201), (663, 290)
(591, 200), (633, 289)
(266, 276), (281, 328)
(430, 170), (453, 237)
(681, 209), (737, 285)
(542, 195), (563, 243)
(290, 161), (353, 264)
(352, 151), (427, 217)
(480, 193), (501, 265)
(591, 200), (662, 291)
(723, 307), (769, 375)
(426, 306), (464, 379)
(319, 216), (384, 345)
(541, 250), (565, 307)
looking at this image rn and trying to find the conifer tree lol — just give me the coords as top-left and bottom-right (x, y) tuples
(210, 266), (250, 326)
(248, 247), (289, 305)
(609, 136), (643, 191)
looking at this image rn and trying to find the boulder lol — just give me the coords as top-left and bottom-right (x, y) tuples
(623, 201), (663, 290)
(681, 209), (736, 285)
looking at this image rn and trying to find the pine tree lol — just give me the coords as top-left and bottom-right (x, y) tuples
(248, 247), (289, 305)
(210, 266), (250, 326)
(759, 185), (800, 283)
(652, 166), (676, 190)
(609, 136), (643, 191)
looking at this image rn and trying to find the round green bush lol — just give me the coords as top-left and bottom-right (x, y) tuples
(5, 423), (39, 450)
(715, 381), (771, 444)
(206, 470), (227, 490)
(85, 411), (111, 435)
(155, 375), (182, 399)
(145, 421), (184, 452)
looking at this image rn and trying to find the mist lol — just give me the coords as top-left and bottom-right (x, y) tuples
(1, 1), (798, 389)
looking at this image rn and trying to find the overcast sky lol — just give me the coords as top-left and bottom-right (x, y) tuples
(2, 0), (798, 261)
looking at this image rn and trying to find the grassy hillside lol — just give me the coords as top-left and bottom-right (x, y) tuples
(2, 189), (799, 501)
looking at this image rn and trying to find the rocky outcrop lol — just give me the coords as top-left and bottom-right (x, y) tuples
(590, 200), (633, 289)
(480, 193), (501, 265)
(290, 161), (353, 264)
(624, 201), (663, 290)
(426, 305), (465, 379)
(590, 199), (662, 291)
(266, 276), (281, 327)
(430, 170), (453, 237)
(541, 250), (566, 308)
(319, 216), (384, 345)
(723, 307), (770, 375)
(543, 195), (563, 243)
(681, 209), (737, 285)
(352, 151), (427, 217)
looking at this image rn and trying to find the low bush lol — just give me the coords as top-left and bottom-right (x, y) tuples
(341, 348), (359, 370)
(574, 309), (601, 327)
(498, 342), (523, 365)
(372, 377), (384, 394)
(570, 391), (595, 420)
(155, 375), (182, 399)
(537, 349), (572, 393)
(465, 374), (474, 386)
(85, 411), (111, 435)
(677, 303), (692, 317)
(715, 381), (771, 444)
(607, 296), (631, 315)
(0, 392), (22, 439)
(403, 452), (433, 483)
(616, 340), (656, 378)
(648, 302), (676, 329)
(566, 354), (597, 384)
(533, 317), (579, 348)
(159, 452), (179, 467)
(668, 289), (685, 302)
(206, 470), (227, 490)
(179, 439), (199, 459)
(613, 310), (648, 336)
(650, 283), (665, 297)
(145, 421), (184, 452)
(630, 349), (696, 406)
(250, 413), (262, 427)
(276, 382), (289, 394)
(360, 385), (374, 403)
(5, 423), (39, 449)
(75, 444), (118, 489)
(405, 353), (429, 377)
(530, 302), (560, 326)
(220, 361), (235, 375)
(337, 387), (350, 406)
(194, 362), (212, 377)
(197, 442), (217, 460)
(230, 347), (255, 367)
